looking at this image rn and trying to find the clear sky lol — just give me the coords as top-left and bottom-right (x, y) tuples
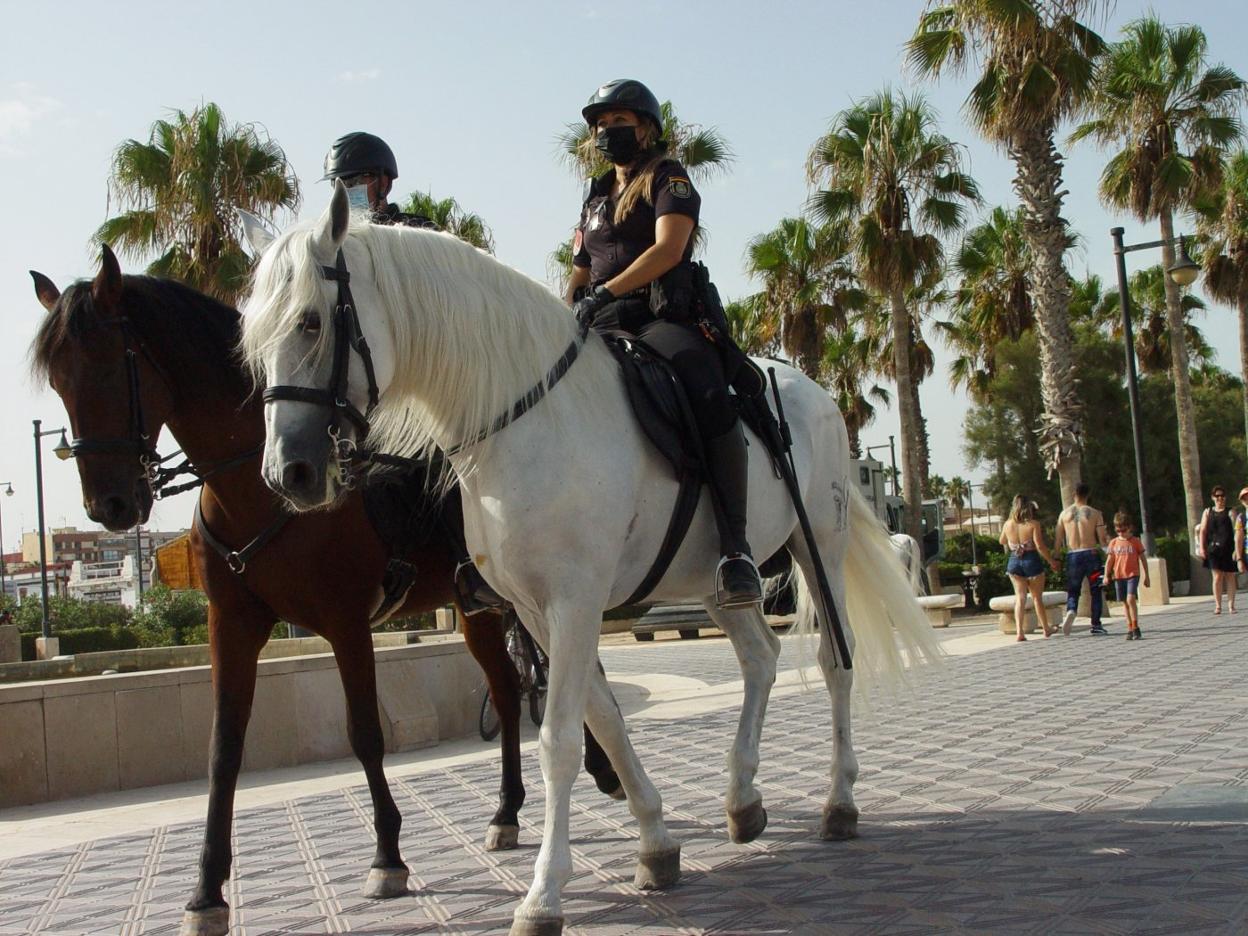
(0, 0), (1244, 546)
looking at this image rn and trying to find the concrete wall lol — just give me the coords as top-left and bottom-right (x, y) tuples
(0, 637), (483, 808)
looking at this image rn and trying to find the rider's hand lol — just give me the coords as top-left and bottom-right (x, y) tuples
(571, 284), (614, 330)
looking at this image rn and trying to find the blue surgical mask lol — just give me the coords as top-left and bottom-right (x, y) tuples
(346, 184), (371, 212)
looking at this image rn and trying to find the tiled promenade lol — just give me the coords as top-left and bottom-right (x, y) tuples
(2, 598), (1246, 934)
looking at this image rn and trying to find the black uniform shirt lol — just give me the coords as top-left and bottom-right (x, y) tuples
(572, 159), (700, 286)
(373, 202), (437, 229)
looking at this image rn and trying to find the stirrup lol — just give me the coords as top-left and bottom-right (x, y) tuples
(715, 553), (763, 610)
(454, 558), (507, 616)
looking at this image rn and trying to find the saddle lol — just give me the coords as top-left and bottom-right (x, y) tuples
(603, 331), (784, 607)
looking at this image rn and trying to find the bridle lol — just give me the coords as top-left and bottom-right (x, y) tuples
(67, 315), (263, 499)
(260, 247), (382, 486)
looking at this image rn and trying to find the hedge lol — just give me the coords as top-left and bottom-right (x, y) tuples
(19, 625), (142, 659)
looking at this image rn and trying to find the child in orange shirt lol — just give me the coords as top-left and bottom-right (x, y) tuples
(1105, 511), (1150, 640)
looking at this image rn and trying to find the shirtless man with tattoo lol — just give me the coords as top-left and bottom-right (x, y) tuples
(1055, 482), (1110, 635)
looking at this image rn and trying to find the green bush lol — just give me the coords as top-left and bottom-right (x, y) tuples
(131, 586), (209, 647)
(1154, 535), (1191, 584)
(944, 532), (1003, 566)
(19, 625), (141, 659)
(14, 595), (132, 634)
(937, 562), (967, 585)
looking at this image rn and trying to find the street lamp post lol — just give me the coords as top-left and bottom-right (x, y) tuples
(0, 482), (13, 599)
(33, 420), (72, 641)
(1109, 227), (1200, 557)
(866, 439), (900, 498)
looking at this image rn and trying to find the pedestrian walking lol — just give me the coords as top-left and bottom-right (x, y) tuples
(1055, 482), (1110, 635)
(1198, 485), (1239, 614)
(1105, 511), (1150, 640)
(1000, 495), (1060, 641)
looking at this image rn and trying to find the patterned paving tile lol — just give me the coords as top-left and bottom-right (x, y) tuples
(2, 605), (1247, 934)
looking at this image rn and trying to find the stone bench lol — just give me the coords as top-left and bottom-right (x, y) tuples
(916, 594), (962, 628)
(989, 591), (1067, 635)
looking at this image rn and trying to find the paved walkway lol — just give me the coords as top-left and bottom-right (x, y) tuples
(1, 598), (1246, 934)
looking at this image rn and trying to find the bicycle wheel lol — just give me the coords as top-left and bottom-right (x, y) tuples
(479, 690), (501, 741)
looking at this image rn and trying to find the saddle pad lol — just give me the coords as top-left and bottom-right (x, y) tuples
(363, 460), (445, 554)
(603, 333), (700, 477)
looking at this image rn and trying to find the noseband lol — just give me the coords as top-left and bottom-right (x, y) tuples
(260, 248), (382, 484)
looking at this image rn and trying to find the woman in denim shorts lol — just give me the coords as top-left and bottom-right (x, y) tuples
(999, 495), (1060, 641)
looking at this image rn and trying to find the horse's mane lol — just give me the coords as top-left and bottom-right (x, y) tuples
(31, 275), (245, 393)
(242, 218), (591, 466)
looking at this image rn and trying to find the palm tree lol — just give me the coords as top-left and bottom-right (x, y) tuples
(807, 89), (979, 537)
(550, 101), (734, 289)
(725, 293), (781, 358)
(823, 328), (892, 458)
(743, 217), (865, 379)
(947, 475), (969, 529)
(1071, 15), (1245, 556)
(1092, 265), (1212, 375)
(907, 0), (1107, 505)
(95, 103), (299, 303)
(402, 191), (495, 252)
(1197, 149), (1248, 455)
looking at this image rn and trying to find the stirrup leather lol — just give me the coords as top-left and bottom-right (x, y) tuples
(714, 553), (763, 610)
(453, 558), (507, 616)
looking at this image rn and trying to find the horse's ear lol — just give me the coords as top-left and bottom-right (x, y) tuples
(238, 209), (278, 258)
(312, 180), (351, 257)
(92, 243), (124, 307)
(30, 271), (60, 311)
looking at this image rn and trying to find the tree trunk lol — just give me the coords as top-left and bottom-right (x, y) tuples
(1239, 292), (1248, 466)
(890, 288), (923, 539)
(1159, 209), (1208, 593)
(1011, 128), (1083, 506)
(909, 377), (931, 492)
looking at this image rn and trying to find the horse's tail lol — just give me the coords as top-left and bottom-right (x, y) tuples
(791, 489), (943, 697)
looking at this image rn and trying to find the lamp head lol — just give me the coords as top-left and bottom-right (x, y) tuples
(3, 484), (11, 497)
(1167, 235), (1200, 287)
(52, 430), (73, 461)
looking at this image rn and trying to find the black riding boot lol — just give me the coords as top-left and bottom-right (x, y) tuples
(438, 490), (507, 616)
(704, 423), (763, 609)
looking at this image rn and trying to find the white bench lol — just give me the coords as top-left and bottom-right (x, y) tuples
(916, 593), (962, 628)
(989, 590), (1066, 634)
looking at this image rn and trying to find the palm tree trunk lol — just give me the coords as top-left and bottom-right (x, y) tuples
(890, 288), (923, 539)
(1239, 292), (1248, 465)
(909, 379), (931, 492)
(1011, 127), (1083, 505)
(1159, 208), (1208, 592)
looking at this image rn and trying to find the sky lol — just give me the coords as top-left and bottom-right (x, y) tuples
(0, 0), (1244, 548)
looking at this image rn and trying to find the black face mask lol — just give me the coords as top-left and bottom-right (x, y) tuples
(595, 125), (642, 165)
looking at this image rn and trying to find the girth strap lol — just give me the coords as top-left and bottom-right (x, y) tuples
(615, 469), (702, 608)
(194, 496), (292, 575)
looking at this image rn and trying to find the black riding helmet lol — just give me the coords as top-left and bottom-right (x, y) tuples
(321, 132), (399, 181)
(582, 79), (663, 132)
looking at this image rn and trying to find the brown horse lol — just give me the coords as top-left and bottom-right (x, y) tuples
(30, 246), (619, 936)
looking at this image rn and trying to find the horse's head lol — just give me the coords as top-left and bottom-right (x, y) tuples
(30, 246), (174, 530)
(241, 181), (397, 512)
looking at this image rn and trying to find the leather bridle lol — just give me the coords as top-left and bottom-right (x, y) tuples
(260, 247), (382, 485)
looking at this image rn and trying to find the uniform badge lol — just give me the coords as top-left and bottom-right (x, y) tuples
(589, 201), (604, 231)
(669, 177), (691, 198)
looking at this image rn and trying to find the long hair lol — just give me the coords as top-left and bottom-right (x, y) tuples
(1009, 495), (1038, 525)
(578, 122), (673, 225)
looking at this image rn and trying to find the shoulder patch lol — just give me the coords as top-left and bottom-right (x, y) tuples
(668, 177), (692, 199)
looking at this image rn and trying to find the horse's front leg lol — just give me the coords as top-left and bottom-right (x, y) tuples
(509, 603), (599, 936)
(329, 627), (409, 896)
(461, 610), (526, 849)
(706, 605), (780, 843)
(181, 605), (273, 936)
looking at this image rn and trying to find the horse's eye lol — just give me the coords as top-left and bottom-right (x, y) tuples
(299, 311), (321, 334)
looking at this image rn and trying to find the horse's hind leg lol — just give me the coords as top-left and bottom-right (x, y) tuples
(330, 628), (409, 897)
(789, 541), (859, 840)
(584, 659), (623, 799)
(181, 604), (273, 936)
(704, 604), (780, 843)
(462, 611), (526, 850)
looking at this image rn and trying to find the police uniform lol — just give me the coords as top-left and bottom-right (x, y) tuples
(572, 161), (737, 441)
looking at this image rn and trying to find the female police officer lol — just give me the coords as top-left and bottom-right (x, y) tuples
(567, 79), (762, 609)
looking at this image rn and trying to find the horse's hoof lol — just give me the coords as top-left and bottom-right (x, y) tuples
(486, 823), (520, 851)
(180, 907), (230, 936)
(362, 865), (410, 898)
(509, 916), (563, 936)
(727, 801), (768, 844)
(608, 784), (628, 801)
(634, 845), (681, 890)
(820, 803), (859, 841)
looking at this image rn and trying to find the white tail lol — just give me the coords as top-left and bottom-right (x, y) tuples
(792, 489), (943, 698)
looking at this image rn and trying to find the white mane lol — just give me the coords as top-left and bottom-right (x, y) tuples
(241, 218), (594, 468)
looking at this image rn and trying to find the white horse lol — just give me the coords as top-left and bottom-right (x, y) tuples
(890, 532), (928, 595)
(241, 186), (939, 936)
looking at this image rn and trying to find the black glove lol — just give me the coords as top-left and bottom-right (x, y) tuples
(571, 284), (615, 331)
